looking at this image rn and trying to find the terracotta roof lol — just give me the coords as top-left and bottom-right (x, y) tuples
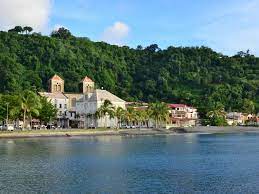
(50, 74), (63, 81)
(81, 76), (94, 83)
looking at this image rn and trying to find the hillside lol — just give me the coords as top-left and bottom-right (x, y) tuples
(1, 31), (259, 113)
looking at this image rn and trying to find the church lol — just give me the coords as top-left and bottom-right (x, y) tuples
(39, 75), (126, 128)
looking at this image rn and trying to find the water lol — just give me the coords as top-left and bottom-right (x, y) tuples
(1, 133), (259, 193)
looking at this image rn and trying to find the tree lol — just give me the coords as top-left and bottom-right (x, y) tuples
(13, 26), (24, 33)
(17, 90), (42, 130)
(114, 107), (125, 129)
(96, 100), (115, 128)
(51, 27), (72, 39)
(206, 105), (228, 126)
(149, 102), (169, 128)
(23, 26), (33, 34)
(38, 97), (57, 124)
(125, 107), (137, 127)
(243, 99), (255, 114)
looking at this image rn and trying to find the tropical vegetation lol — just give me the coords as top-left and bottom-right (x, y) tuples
(1, 26), (259, 122)
(96, 100), (170, 129)
(0, 90), (57, 128)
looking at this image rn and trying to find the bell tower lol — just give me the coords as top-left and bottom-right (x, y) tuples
(81, 76), (95, 93)
(49, 74), (64, 93)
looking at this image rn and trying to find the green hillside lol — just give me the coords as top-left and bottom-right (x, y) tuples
(1, 30), (259, 114)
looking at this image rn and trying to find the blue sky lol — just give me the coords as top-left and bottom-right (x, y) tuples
(1, 0), (259, 56)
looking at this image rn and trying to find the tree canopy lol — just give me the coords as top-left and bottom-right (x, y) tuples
(1, 29), (259, 117)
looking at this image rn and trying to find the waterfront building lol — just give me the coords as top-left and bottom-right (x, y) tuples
(39, 74), (126, 128)
(167, 104), (198, 128)
(76, 89), (126, 128)
(226, 112), (245, 126)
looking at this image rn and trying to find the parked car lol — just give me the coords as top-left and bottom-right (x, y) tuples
(47, 125), (56, 129)
(120, 124), (127, 129)
(3, 124), (14, 131)
(89, 123), (96, 129)
(40, 125), (47, 129)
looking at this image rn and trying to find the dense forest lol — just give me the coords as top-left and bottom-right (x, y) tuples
(1, 27), (259, 116)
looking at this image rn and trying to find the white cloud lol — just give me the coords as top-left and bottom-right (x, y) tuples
(195, 0), (259, 56)
(102, 21), (130, 45)
(0, 0), (52, 31)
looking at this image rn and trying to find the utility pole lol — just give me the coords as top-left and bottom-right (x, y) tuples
(6, 103), (9, 128)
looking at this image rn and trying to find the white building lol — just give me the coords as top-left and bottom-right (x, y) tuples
(76, 89), (126, 128)
(39, 74), (126, 128)
(167, 104), (198, 128)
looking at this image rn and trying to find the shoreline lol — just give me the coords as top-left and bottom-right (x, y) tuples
(1, 126), (259, 139)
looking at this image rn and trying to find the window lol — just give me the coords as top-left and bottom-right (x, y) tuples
(72, 98), (76, 107)
(64, 104), (67, 109)
(59, 111), (62, 116)
(59, 104), (62, 108)
(70, 112), (73, 117)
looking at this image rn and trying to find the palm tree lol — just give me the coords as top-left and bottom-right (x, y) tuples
(125, 107), (137, 127)
(97, 100), (115, 128)
(114, 107), (125, 129)
(207, 105), (226, 119)
(149, 102), (169, 129)
(18, 90), (42, 130)
(135, 109), (147, 128)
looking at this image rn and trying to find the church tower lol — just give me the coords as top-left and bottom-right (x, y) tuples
(81, 76), (95, 93)
(49, 74), (64, 93)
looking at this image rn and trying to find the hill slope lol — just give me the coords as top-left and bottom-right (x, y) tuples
(1, 31), (259, 113)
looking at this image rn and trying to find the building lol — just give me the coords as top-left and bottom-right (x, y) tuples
(226, 112), (245, 126)
(167, 104), (198, 128)
(39, 74), (126, 128)
(76, 89), (126, 128)
(39, 75), (94, 127)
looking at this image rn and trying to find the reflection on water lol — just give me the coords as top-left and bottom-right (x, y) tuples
(1, 133), (259, 193)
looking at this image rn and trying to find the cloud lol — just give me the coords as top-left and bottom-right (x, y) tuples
(0, 0), (52, 31)
(102, 22), (130, 45)
(195, 0), (259, 55)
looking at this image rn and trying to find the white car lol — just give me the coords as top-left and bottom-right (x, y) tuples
(3, 124), (14, 131)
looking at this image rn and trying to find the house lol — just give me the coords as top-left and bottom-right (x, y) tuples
(226, 112), (245, 126)
(167, 104), (198, 128)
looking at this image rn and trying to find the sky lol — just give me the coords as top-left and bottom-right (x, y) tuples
(0, 0), (259, 56)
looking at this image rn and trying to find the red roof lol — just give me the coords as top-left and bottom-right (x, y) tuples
(169, 104), (188, 108)
(81, 76), (94, 83)
(50, 74), (63, 81)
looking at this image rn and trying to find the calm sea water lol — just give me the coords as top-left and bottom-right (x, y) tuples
(1, 133), (259, 193)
